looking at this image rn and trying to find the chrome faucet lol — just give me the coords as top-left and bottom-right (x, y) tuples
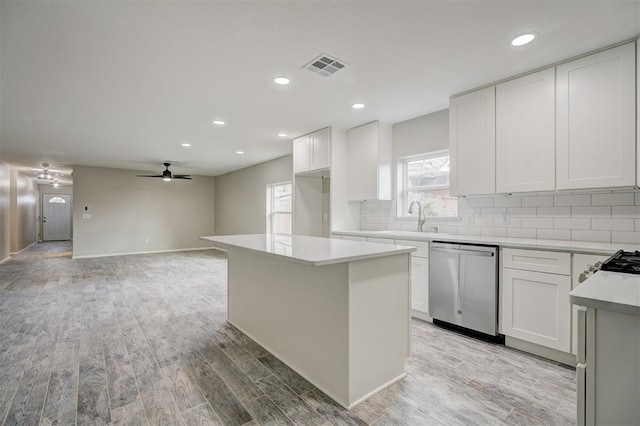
(408, 201), (426, 232)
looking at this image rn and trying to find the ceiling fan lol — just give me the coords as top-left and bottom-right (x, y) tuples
(137, 162), (192, 181)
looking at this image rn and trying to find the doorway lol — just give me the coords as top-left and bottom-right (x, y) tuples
(42, 194), (72, 241)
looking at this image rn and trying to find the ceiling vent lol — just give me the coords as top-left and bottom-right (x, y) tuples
(303, 54), (348, 77)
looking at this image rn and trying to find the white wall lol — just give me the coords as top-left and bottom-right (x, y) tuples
(73, 165), (215, 258)
(9, 169), (37, 253)
(393, 110), (449, 160)
(0, 7), (8, 263)
(0, 160), (10, 263)
(215, 155), (292, 235)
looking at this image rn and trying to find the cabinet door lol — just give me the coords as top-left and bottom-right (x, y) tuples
(293, 135), (310, 174)
(556, 43), (636, 190)
(410, 255), (429, 316)
(502, 268), (571, 352)
(310, 128), (330, 171)
(571, 254), (608, 355)
(347, 122), (379, 200)
(450, 87), (496, 196)
(496, 69), (556, 193)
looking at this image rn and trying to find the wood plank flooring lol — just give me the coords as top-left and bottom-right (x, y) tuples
(0, 242), (577, 425)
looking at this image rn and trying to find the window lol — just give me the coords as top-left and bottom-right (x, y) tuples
(48, 196), (66, 204)
(267, 181), (292, 235)
(397, 150), (458, 217)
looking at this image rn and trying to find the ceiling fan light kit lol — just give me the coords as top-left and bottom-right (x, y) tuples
(137, 162), (192, 181)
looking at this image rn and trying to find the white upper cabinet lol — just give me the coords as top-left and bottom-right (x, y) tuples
(293, 128), (330, 175)
(449, 87), (496, 196)
(310, 128), (330, 171)
(347, 121), (392, 201)
(496, 69), (556, 193)
(293, 135), (311, 173)
(556, 43), (636, 190)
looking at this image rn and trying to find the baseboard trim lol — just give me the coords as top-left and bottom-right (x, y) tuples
(10, 241), (37, 255)
(72, 246), (224, 260)
(505, 336), (577, 367)
(0, 256), (11, 265)
(411, 310), (433, 322)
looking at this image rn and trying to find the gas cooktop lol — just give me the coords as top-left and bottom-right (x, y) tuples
(600, 250), (640, 275)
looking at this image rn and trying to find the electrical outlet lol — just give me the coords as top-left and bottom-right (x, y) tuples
(501, 212), (510, 225)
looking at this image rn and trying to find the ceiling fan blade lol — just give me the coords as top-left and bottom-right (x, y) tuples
(136, 174), (164, 178)
(173, 176), (192, 180)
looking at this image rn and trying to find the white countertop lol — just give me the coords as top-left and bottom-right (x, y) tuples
(200, 234), (415, 266)
(570, 271), (640, 316)
(333, 230), (640, 255)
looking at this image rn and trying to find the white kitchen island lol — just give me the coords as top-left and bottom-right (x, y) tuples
(200, 234), (415, 409)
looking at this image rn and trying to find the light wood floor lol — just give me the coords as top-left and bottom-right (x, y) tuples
(0, 242), (576, 425)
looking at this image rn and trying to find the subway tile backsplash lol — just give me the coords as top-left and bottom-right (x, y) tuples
(359, 190), (640, 244)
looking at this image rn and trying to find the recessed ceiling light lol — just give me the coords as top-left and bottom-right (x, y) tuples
(274, 77), (290, 85)
(511, 33), (537, 47)
(181, 143), (191, 147)
(352, 103), (365, 109)
(236, 151), (244, 155)
(213, 120), (225, 126)
(278, 133), (288, 137)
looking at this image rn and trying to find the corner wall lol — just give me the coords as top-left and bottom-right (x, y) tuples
(9, 169), (37, 253)
(215, 155), (292, 235)
(0, 160), (9, 263)
(72, 165), (215, 258)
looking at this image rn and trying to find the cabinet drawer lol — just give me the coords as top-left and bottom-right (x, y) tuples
(503, 248), (571, 275)
(366, 237), (396, 245)
(395, 239), (429, 258)
(342, 236), (366, 242)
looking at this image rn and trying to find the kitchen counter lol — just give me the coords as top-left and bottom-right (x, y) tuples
(201, 233), (411, 409)
(570, 271), (640, 316)
(201, 233), (415, 266)
(333, 230), (640, 255)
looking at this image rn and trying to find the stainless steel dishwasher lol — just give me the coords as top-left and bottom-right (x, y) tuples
(429, 242), (499, 337)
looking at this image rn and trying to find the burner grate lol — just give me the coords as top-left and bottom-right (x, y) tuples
(600, 250), (640, 274)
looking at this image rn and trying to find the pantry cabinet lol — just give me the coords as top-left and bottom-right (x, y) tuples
(501, 248), (572, 352)
(347, 121), (392, 201)
(293, 128), (330, 174)
(449, 87), (496, 196)
(496, 68), (556, 193)
(556, 43), (636, 190)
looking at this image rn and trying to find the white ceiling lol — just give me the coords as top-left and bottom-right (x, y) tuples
(1, 1), (639, 180)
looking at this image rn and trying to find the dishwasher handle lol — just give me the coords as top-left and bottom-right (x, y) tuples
(430, 247), (495, 257)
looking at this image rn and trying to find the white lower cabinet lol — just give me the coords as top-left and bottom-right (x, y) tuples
(396, 239), (429, 319)
(502, 249), (572, 352)
(571, 254), (609, 355)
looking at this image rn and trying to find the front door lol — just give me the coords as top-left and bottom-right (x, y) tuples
(43, 194), (71, 241)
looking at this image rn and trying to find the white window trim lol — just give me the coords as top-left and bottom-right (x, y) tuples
(396, 149), (459, 219)
(266, 181), (292, 235)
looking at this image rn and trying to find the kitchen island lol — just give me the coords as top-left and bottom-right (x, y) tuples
(570, 271), (640, 425)
(200, 234), (415, 408)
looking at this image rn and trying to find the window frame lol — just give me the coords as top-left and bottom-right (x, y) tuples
(397, 149), (458, 218)
(266, 181), (292, 235)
